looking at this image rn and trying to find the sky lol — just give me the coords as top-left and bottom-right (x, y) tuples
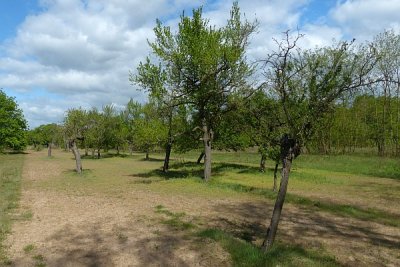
(1, 0), (399, 129)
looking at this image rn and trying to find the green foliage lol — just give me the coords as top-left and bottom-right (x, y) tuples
(129, 101), (168, 157)
(134, 2), (257, 178)
(0, 90), (27, 151)
(264, 33), (378, 148)
(27, 123), (63, 149)
(63, 108), (88, 143)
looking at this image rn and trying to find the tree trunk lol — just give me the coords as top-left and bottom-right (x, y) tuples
(163, 113), (173, 173)
(273, 163), (279, 192)
(145, 150), (149, 160)
(202, 123), (212, 181)
(97, 149), (101, 159)
(70, 140), (82, 174)
(163, 142), (172, 173)
(91, 149), (95, 158)
(263, 135), (298, 252)
(47, 143), (52, 157)
(263, 156), (292, 251)
(197, 151), (205, 164)
(259, 154), (266, 172)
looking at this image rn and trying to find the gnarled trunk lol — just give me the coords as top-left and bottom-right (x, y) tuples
(70, 140), (82, 174)
(202, 123), (212, 181)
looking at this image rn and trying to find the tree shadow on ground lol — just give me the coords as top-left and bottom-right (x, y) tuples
(138, 157), (165, 162)
(1, 151), (29, 155)
(134, 161), (264, 180)
(9, 217), (226, 267)
(211, 201), (400, 266)
(81, 153), (129, 160)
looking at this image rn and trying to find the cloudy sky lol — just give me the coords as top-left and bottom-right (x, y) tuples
(1, 0), (399, 128)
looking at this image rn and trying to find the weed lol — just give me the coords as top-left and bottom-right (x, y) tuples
(23, 244), (35, 253)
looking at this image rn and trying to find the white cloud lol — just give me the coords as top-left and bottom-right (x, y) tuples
(330, 0), (400, 40)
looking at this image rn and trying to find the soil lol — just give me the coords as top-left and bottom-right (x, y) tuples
(4, 151), (400, 266)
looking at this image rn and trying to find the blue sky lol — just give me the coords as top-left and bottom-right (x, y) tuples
(0, 0), (399, 128)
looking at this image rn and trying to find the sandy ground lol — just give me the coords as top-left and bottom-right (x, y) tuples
(4, 152), (400, 266)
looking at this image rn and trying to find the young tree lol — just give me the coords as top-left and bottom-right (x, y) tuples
(0, 89), (27, 151)
(133, 2), (257, 181)
(261, 32), (380, 251)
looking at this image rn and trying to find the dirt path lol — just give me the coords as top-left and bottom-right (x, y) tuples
(5, 152), (400, 266)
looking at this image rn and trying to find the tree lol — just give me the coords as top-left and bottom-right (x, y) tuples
(64, 108), (88, 174)
(29, 123), (62, 156)
(133, 101), (167, 160)
(261, 32), (380, 251)
(0, 89), (27, 151)
(134, 2), (257, 180)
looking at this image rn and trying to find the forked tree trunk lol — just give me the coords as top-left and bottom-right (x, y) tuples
(163, 142), (172, 172)
(47, 143), (52, 157)
(259, 154), (266, 172)
(273, 163), (279, 192)
(70, 140), (82, 174)
(202, 123), (212, 181)
(197, 151), (205, 164)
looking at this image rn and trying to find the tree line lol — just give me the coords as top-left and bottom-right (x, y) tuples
(2, 2), (400, 252)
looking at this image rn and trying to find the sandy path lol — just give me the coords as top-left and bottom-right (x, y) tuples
(5, 152), (400, 266)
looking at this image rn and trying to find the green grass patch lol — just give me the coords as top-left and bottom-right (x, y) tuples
(155, 205), (195, 230)
(0, 153), (25, 264)
(198, 228), (340, 267)
(23, 244), (35, 253)
(297, 154), (400, 180)
(210, 182), (400, 227)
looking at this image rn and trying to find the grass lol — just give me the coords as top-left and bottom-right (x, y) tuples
(209, 181), (400, 227)
(198, 229), (340, 267)
(23, 244), (35, 253)
(19, 149), (400, 266)
(155, 205), (196, 230)
(156, 205), (340, 266)
(0, 153), (25, 264)
(296, 154), (400, 180)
